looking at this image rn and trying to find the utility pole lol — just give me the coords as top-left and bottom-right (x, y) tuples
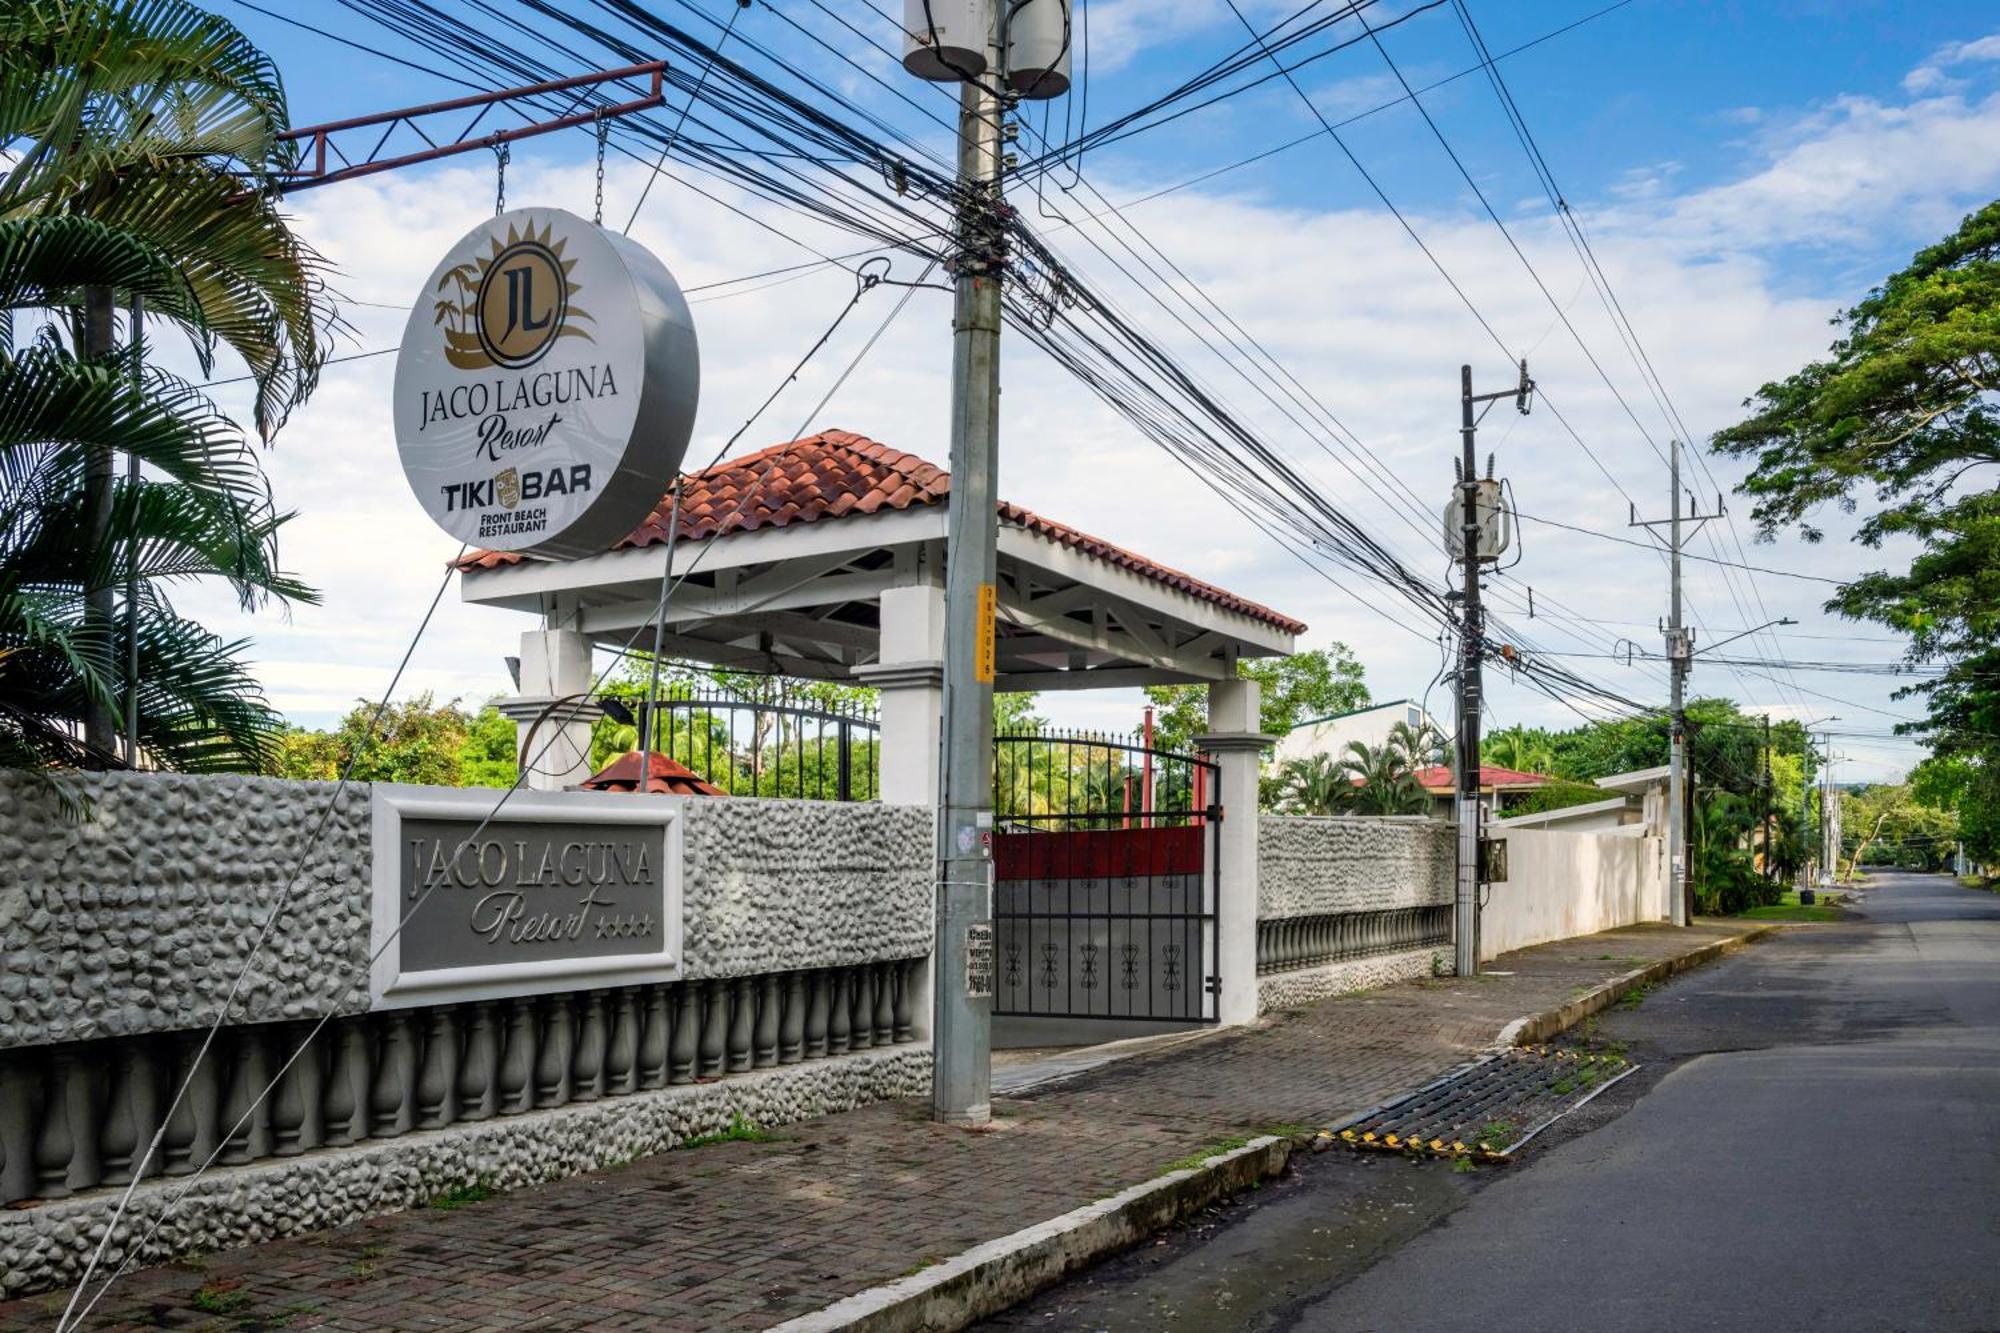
(932, 7), (1007, 1127)
(1760, 713), (1773, 883)
(1452, 361), (1531, 978)
(1631, 438), (1722, 927)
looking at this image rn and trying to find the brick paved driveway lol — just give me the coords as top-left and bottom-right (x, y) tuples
(3, 923), (1751, 1332)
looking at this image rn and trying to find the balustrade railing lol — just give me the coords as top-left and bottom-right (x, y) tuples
(0, 959), (922, 1205)
(1254, 907), (1451, 976)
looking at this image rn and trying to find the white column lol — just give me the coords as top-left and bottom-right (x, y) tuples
(855, 583), (945, 807)
(1197, 678), (1270, 1028)
(496, 626), (594, 791)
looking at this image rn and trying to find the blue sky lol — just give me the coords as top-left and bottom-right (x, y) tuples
(185, 0), (2000, 782)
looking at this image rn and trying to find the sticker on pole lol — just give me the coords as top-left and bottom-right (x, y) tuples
(965, 922), (994, 999)
(393, 206), (700, 559)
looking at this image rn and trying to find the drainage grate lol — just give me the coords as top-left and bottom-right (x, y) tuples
(1326, 1047), (1636, 1161)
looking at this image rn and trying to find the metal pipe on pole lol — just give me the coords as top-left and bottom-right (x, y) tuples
(1667, 438), (1688, 927)
(1449, 359), (1529, 977)
(932, 4), (1007, 1127)
(1454, 366), (1483, 978)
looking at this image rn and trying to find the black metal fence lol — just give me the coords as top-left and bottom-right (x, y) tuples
(626, 689), (880, 801)
(991, 729), (1221, 1024)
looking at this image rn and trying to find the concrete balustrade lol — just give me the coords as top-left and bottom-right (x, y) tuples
(0, 961), (922, 1206)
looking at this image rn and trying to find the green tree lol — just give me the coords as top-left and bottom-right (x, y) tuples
(1483, 723), (1557, 775)
(1712, 201), (2000, 835)
(1144, 645), (1369, 753)
(1337, 739), (1428, 816)
(1, 0), (329, 773)
(1274, 751), (1348, 815)
(280, 695), (517, 788)
(1839, 782), (1959, 876)
(1503, 779), (1613, 818)
(1913, 753), (1999, 865)
(459, 705), (517, 789)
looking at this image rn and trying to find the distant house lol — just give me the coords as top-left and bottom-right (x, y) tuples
(1488, 764), (1667, 836)
(1411, 764), (1552, 820)
(1274, 699), (1434, 766)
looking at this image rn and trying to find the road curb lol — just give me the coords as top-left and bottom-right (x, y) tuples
(768, 1135), (1292, 1333)
(1493, 925), (1780, 1048)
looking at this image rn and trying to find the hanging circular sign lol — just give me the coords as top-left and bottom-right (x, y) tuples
(393, 206), (699, 559)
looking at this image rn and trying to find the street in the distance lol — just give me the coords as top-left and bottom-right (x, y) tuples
(987, 871), (2000, 1332)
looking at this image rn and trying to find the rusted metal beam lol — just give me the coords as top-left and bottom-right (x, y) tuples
(277, 61), (667, 193)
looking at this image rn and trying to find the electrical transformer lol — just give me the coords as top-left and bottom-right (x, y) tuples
(902, 0), (989, 81)
(1443, 477), (1513, 562)
(1006, 0), (1072, 99)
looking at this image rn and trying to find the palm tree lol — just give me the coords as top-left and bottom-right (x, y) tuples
(1482, 723), (1554, 776)
(1387, 718), (1447, 770)
(1338, 740), (1429, 816)
(1277, 751), (1350, 815)
(2, 0), (330, 772)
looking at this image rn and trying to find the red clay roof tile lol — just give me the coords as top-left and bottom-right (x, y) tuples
(458, 430), (1305, 633)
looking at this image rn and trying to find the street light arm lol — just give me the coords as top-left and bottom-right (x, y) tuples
(1692, 617), (1797, 658)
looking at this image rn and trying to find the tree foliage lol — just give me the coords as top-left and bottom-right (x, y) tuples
(1712, 200), (2000, 856)
(1145, 645), (1369, 753)
(1, 0), (331, 774)
(278, 694), (514, 788)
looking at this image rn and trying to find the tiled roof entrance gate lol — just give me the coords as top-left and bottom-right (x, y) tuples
(991, 732), (1221, 1024)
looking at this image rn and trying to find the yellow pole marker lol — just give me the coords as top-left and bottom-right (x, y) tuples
(975, 582), (997, 684)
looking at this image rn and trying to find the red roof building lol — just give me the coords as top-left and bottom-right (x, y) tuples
(579, 751), (728, 796)
(1411, 764), (1552, 796)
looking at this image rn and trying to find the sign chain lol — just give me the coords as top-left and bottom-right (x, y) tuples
(593, 108), (608, 226)
(491, 138), (509, 216)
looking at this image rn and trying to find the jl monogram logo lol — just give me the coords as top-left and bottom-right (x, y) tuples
(433, 220), (594, 370)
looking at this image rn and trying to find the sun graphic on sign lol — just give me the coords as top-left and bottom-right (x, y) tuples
(433, 220), (595, 370)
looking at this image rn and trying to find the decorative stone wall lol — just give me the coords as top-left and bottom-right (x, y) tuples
(681, 798), (932, 977)
(1255, 817), (1456, 1015)
(0, 775), (933, 1050)
(0, 773), (372, 1049)
(1256, 945), (1449, 1012)
(0, 1044), (929, 1298)
(1257, 816), (1453, 920)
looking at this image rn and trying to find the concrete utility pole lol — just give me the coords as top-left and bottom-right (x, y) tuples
(1631, 438), (1721, 927)
(1452, 361), (1531, 978)
(932, 7), (1007, 1127)
(1760, 713), (1773, 883)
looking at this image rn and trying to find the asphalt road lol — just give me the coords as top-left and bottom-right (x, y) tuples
(984, 872), (2000, 1333)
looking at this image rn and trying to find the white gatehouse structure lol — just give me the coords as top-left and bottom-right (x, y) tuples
(459, 429), (1304, 1033)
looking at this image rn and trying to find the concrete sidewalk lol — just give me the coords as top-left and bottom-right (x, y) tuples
(2, 921), (1764, 1332)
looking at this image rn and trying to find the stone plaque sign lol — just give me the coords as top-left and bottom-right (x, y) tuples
(397, 818), (666, 972)
(371, 786), (682, 1008)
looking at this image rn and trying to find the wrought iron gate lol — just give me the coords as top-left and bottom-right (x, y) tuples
(991, 731), (1221, 1024)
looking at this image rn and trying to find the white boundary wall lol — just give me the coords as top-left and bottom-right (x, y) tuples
(1481, 828), (1666, 961)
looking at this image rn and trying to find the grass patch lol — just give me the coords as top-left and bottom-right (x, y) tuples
(1473, 1118), (1517, 1153)
(190, 1281), (251, 1315)
(1960, 875), (1999, 894)
(427, 1181), (495, 1211)
(680, 1111), (784, 1149)
(1741, 890), (1844, 923)
(901, 1256), (942, 1277)
(1161, 1133), (1258, 1175)
(1616, 983), (1653, 1010)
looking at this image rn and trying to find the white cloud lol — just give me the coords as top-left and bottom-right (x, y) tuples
(164, 38), (2000, 782)
(1902, 31), (2000, 94)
